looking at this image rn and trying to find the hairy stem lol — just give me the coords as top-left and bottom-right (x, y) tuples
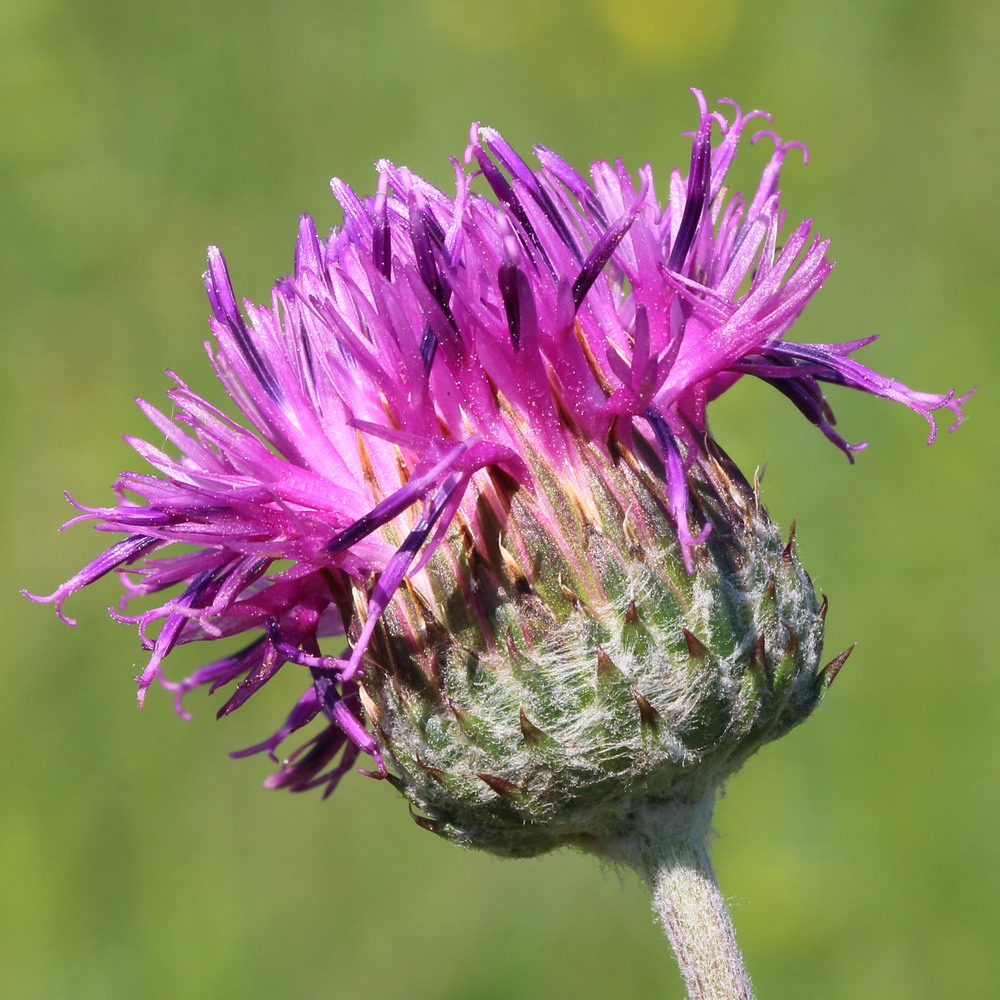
(604, 794), (755, 1000)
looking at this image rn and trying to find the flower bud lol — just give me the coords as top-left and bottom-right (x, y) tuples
(366, 442), (826, 857)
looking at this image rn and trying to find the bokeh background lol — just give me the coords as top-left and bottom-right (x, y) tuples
(3, 1), (997, 998)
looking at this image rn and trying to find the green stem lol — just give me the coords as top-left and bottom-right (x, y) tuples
(604, 794), (755, 1000)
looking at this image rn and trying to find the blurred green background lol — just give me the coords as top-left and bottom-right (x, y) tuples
(2, 1), (997, 997)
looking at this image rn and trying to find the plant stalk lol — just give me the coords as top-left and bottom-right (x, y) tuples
(603, 794), (755, 1000)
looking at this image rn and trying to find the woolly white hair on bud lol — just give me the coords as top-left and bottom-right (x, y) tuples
(362, 447), (826, 859)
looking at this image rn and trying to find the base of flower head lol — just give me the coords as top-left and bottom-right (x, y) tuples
(362, 446), (829, 857)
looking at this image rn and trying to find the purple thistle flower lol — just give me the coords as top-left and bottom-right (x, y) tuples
(26, 90), (970, 802)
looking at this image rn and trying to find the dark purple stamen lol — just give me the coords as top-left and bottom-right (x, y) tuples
(667, 121), (712, 273)
(298, 319), (317, 385)
(764, 342), (868, 390)
(88, 532), (162, 578)
(383, 472), (463, 569)
(533, 145), (609, 227)
(752, 365), (862, 460)
(336, 470), (466, 684)
(572, 212), (638, 310)
(22, 533), (163, 624)
(469, 143), (554, 274)
(498, 261), (522, 349)
(231, 683), (320, 760)
(105, 508), (183, 527)
(262, 713), (351, 793)
(373, 212), (391, 281)
(420, 323), (439, 370)
(206, 637), (269, 696)
(264, 617), (338, 670)
(371, 168), (393, 280)
(216, 644), (284, 718)
(482, 130), (584, 265)
(409, 205), (457, 330)
(135, 561), (237, 702)
(168, 635), (269, 720)
(644, 406), (710, 570)
(327, 441), (470, 556)
(204, 248), (284, 403)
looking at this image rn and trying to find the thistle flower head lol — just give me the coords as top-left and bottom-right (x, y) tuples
(27, 92), (970, 850)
